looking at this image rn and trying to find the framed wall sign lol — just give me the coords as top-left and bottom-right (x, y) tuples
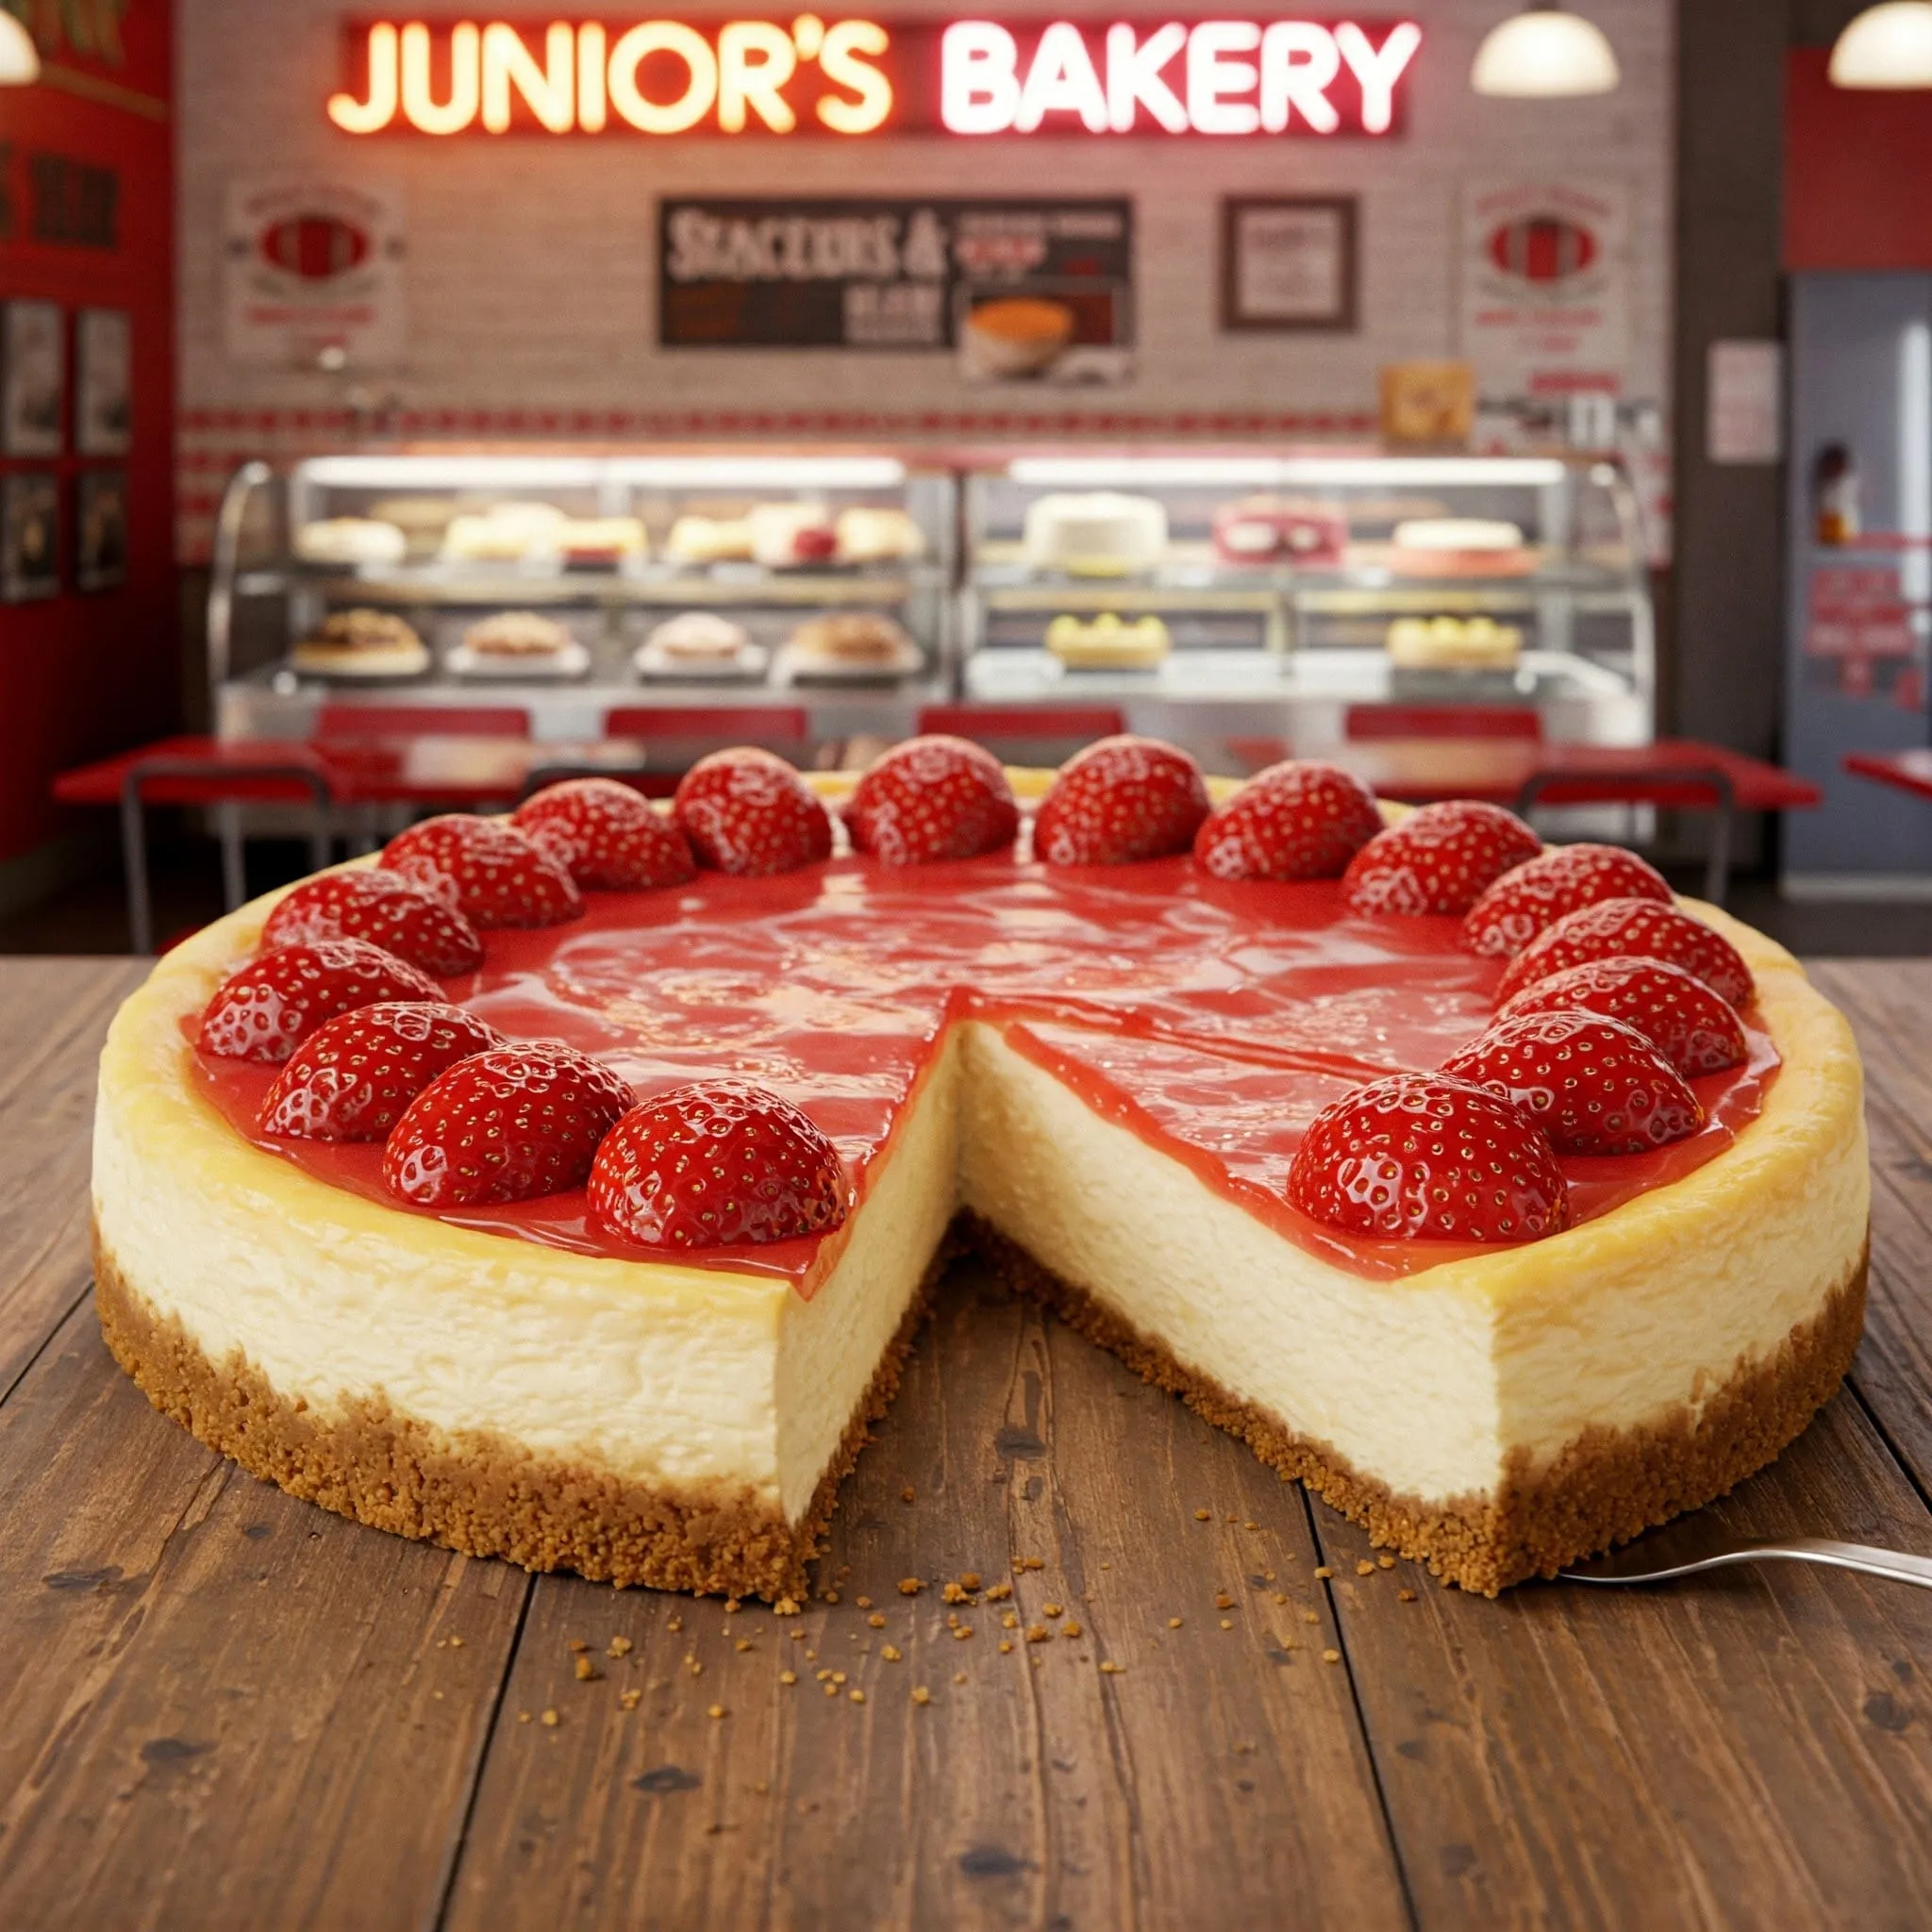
(1, 299), (67, 456)
(2, 472), (60, 602)
(1220, 196), (1357, 333)
(76, 469), (129, 592)
(75, 308), (133, 457)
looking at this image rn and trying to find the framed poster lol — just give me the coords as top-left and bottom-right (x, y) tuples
(2, 473), (60, 602)
(659, 198), (1134, 384)
(75, 309), (133, 457)
(2, 299), (66, 456)
(1221, 197), (1357, 333)
(76, 470), (129, 592)
(1459, 180), (1630, 398)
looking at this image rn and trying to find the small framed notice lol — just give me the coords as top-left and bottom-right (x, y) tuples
(1221, 196), (1357, 334)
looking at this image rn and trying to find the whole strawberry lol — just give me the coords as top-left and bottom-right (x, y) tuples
(1461, 842), (1672, 957)
(1441, 1009), (1705, 1155)
(1500, 956), (1747, 1078)
(1033, 736), (1209, 866)
(379, 814), (583, 929)
(258, 1002), (503, 1141)
(843, 736), (1020, 864)
(1192, 760), (1383, 882)
(1341, 801), (1541, 917)
(1286, 1073), (1568, 1243)
(673, 748), (833, 877)
(512, 776), (697, 891)
(383, 1042), (633, 1208)
(261, 868), (484, 977)
(198, 940), (443, 1065)
(588, 1080), (849, 1249)
(1494, 897), (1755, 1008)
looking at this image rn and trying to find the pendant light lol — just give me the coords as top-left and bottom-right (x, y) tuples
(1471, 6), (1621, 98)
(1829, 4), (1932, 88)
(0, 13), (41, 85)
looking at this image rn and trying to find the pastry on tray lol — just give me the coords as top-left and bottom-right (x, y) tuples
(291, 608), (429, 678)
(1045, 611), (1171, 670)
(783, 611), (921, 676)
(634, 612), (766, 679)
(94, 743), (1869, 1604)
(558, 518), (647, 569)
(441, 503), (571, 563)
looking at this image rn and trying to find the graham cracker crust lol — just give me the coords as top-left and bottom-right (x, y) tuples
(92, 1226), (957, 1604)
(92, 1213), (1864, 1601)
(958, 1212), (1869, 1595)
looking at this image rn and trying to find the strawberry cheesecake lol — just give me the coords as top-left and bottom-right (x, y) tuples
(91, 741), (1869, 1599)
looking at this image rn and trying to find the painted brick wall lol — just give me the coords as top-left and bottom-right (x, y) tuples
(176, 0), (1674, 554)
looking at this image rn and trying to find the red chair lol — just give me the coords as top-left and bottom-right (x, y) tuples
(1345, 706), (1543, 742)
(605, 707), (810, 743)
(316, 704), (532, 740)
(917, 705), (1126, 743)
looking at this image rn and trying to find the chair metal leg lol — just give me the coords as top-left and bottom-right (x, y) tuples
(118, 779), (154, 958)
(218, 802), (246, 909)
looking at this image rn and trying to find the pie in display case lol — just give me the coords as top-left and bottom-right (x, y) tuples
(958, 453), (1656, 750)
(210, 453), (957, 742)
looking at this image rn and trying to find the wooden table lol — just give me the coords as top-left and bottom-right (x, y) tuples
(4, 958), (1932, 1928)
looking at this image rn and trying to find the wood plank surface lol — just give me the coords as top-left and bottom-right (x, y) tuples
(1, 957), (1931, 1928)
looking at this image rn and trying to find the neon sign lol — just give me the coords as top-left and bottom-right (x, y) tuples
(328, 18), (1422, 137)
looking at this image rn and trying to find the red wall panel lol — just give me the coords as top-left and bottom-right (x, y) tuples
(0, 1), (175, 869)
(1786, 46), (1932, 273)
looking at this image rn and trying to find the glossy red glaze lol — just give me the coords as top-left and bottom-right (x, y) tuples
(190, 847), (1777, 1293)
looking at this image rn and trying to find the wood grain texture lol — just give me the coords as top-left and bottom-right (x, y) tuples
(1, 958), (1931, 1929)
(0, 960), (142, 1397)
(441, 1264), (1411, 1932)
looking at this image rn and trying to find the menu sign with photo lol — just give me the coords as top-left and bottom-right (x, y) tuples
(658, 197), (1134, 383)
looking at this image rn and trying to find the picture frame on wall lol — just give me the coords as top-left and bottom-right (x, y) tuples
(75, 308), (133, 458)
(1220, 197), (1358, 334)
(1, 299), (67, 457)
(2, 473), (60, 602)
(76, 470), (129, 592)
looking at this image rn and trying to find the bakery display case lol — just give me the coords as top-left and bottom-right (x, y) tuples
(211, 452), (956, 741)
(958, 453), (1656, 754)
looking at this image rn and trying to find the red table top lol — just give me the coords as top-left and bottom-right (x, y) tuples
(1227, 737), (1822, 811)
(57, 732), (1824, 816)
(1845, 749), (1932, 804)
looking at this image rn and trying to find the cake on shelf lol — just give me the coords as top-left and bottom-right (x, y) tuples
(664, 514), (756, 566)
(748, 503), (840, 569)
(441, 502), (571, 563)
(1211, 497), (1349, 569)
(293, 517), (407, 568)
(557, 517), (646, 569)
(1045, 611), (1171, 670)
(836, 506), (925, 565)
(92, 741), (1869, 1605)
(291, 608), (430, 679)
(1024, 491), (1169, 577)
(449, 610), (588, 679)
(1388, 518), (1536, 578)
(1386, 615), (1524, 670)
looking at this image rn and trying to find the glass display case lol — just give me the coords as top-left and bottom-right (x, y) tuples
(958, 453), (1655, 754)
(211, 452), (957, 742)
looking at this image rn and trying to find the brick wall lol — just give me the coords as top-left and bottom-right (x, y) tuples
(176, 0), (1675, 556)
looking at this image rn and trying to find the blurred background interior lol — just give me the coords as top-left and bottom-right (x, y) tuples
(6, 0), (1932, 954)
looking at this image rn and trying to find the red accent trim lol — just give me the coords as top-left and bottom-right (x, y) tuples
(1786, 47), (1932, 272)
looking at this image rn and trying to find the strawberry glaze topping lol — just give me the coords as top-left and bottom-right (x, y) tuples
(192, 838), (1779, 1291)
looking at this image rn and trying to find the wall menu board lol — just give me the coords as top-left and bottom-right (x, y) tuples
(659, 198), (1134, 382)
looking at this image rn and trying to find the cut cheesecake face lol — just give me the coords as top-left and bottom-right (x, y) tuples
(92, 772), (1870, 1600)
